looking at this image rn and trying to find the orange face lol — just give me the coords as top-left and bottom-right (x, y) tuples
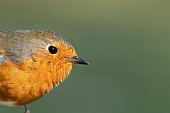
(31, 43), (78, 68)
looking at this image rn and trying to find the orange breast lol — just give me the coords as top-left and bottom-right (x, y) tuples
(0, 58), (73, 105)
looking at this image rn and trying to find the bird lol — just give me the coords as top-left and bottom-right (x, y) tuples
(0, 30), (89, 113)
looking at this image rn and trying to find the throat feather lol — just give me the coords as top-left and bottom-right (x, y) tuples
(28, 61), (73, 94)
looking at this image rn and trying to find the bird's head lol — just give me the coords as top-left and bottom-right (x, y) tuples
(17, 30), (89, 87)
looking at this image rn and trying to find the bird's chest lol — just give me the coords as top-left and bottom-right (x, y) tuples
(0, 62), (52, 105)
(0, 59), (72, 106)
(0, 76), (46, 106)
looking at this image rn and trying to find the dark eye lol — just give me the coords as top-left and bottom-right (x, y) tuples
(48, 46), (58, 54)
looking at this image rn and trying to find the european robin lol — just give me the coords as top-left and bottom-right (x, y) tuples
(0, 30), (89, 113)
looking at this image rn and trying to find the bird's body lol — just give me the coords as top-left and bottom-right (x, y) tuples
(0, 30), (88, 112)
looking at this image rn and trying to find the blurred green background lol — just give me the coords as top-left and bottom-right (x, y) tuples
(0, 0), (170, 113)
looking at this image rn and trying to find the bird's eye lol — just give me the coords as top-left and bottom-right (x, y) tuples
(48, 46), (58, 54)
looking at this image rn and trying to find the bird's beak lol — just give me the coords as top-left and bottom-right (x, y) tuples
(68, 56), (89, 65)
